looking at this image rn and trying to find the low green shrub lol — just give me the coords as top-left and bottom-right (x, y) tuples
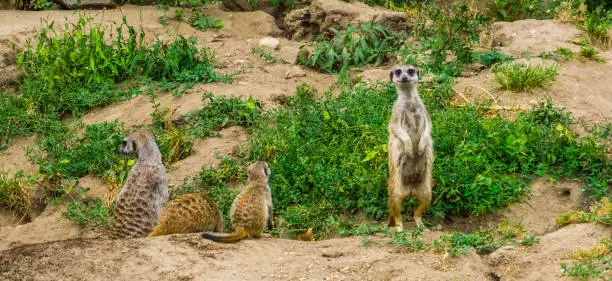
(189, 8), (224, 31)
(493, 62), (559, 92)
(28, 121), (128, 185)
(297, 21), (406, 73)
(0, 171), (33, 221)
(475, 49), (514, 69)
(62, 199), (112, 228)
(432, 221), (525, 256)
(183, 93), (261, 138)
(561, 238), (612, 280)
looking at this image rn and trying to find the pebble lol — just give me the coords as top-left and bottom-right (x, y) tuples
(258, 36), (280, 50)
(285, 66), (307, 79)
(322, 251), (343, 258)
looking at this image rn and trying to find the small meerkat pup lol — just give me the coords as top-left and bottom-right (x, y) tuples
(387, 65), (434, 231)
(111, 130), (169, 238)
(201, 161), (273, 243)
(148, 193), (224, 237)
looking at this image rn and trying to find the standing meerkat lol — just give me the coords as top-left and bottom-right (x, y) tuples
(201, 161), (273, 243)
(111, 130), (169, 238)
(148, 193), (224, 237)
(387, 65), (434, 230)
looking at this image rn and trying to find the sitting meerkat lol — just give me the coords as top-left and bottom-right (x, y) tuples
(111, 130), (169, 238)
(148, 193), (224, 237)
(201, 161), (273, 243)
(387, 65), (434, 230)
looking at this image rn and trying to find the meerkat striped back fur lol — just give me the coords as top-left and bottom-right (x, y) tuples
(111, 130), (169, 238)
(148, 193), (224, 237)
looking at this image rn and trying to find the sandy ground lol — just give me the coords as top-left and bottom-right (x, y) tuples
(0, 4), (610, 281)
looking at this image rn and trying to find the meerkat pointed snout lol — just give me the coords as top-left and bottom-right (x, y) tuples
(390, 65), (420, 88)
(387, 65), (434, 231)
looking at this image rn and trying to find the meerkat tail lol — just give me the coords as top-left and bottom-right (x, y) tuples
(147, 226), (163, 237)
(296, 228), (313, 241)
(201, 229), (247, 243)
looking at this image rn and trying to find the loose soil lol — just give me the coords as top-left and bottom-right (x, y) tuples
(0, 4), (609, 281)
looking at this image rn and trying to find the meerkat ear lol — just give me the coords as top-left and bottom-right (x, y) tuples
(416, 67), (420, 76)
(389, 71), (394, 81)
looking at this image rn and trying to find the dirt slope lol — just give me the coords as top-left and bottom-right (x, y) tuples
(0, 4), (610, 281)
(459, 19), (612, 123)
(1, 222), (609, 281)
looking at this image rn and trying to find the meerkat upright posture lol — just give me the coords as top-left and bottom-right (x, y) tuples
(387, 65), (434, 230)
(148, 193), (224, 237)
(201, 161), (273, 243)
(111, 130), (169, 238)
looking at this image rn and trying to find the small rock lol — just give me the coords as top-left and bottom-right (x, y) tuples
(285, 66), (307, 79)
(322, 251), (343, 258)
(55, 0), (117, 9)
(235, 59), (249, 65)
(259, 36), (280, 50)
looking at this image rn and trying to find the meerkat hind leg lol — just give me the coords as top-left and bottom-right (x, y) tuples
(388, 182), (410, 232)
(413, 182), (432, 228)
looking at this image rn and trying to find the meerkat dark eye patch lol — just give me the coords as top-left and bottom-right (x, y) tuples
(132, 141), (137, 149)
(394, 69), (402, 77)
(407, 68), (415, 76)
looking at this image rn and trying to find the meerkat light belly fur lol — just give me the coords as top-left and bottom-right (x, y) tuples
(387, 65), (434, 230)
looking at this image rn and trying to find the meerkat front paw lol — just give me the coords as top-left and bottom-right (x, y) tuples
(417, 140), (427, 156)
(403, 142), (414, 158)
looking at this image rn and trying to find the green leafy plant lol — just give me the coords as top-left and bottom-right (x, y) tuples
(520, 234), (540, 246)
(561, 238), (612, 280)
(475, 49), (514, 69)
(297, 21), (406, 73)
(18, 17), (221, 117)
(556, 197), (611, 227)
(538, 47), (575, 61)
(184, 92), (261, 138)
(150, 98), (194, 165)
(583, 7), (611, 45)
(492, 0), (546, 21)
(278, 201), (339, 240)
(432, 221), (525, 256)
(389, 227), (425, 251)
(27, 0), (53, 10)
(62, 199), (112, 228)
(493, 62), (559, 92)
(251, 47), (287, 64)
(578, 45), (604, 62)
(189, 8), (224, 31)
(413, 1), (489, 74)
(0, 171), (33, 222)
(28, 121), (128, 189)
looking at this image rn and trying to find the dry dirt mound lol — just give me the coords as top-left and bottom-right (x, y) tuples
(488, 223), (612, 281)
(0, 205), (94, 252)
(458, 19), (611, 123)
(455, 56), (612, 123)
(0, 136), (37, 177)
(1, 223), (609, 281)
(485, 19), (585, 55)
(284, 0), (407, 40)
(443, 177), (585, 235)
(167, 126), (249, 187)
